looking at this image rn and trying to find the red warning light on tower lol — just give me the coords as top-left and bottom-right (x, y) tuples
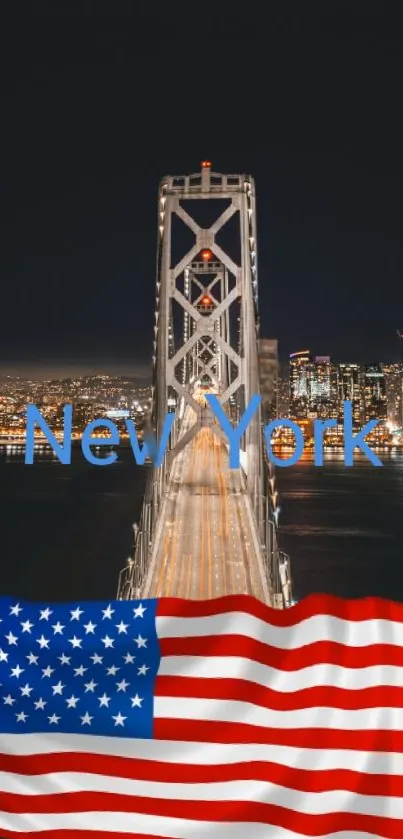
(202, 295), (211, 306)
(201, 249), (213, 261)
(201, 160), (212, 168)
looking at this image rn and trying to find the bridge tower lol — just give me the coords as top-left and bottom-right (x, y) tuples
(117, 163), (292, 606)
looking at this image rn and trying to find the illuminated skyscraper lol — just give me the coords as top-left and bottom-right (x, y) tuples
(307, 356), (332, 419)
(337, 363), (362, 428)
(363, 364), (387, 426)
(290, 352), (339, 420)
(382, 363), (403, 428)
(289, 350), (311, 419)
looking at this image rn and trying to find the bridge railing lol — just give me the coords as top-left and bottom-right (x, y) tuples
(117, 405), (188, 600)
(116, 466), (154, 600)
(268, 546), (292, 608)
(262, 473), (293, 608)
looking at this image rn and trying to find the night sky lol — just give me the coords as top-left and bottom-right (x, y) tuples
(1, 5), (403, 375)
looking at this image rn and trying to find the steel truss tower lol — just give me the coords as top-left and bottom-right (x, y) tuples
(117, 163), (292, 607)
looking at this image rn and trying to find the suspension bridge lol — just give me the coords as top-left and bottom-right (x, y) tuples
(117, 162), (292, 607)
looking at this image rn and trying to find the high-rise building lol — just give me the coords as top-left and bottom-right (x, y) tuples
(277, 367), (290, 417)
(382, 363), (403, 428)
(336, 363), (362, 428)
(289, 352), (339, 421)
(289, 350), (311, 419)
(258, 339), (278, 423)
(307, 356), (332, 419)
(363, 364), (387, 427)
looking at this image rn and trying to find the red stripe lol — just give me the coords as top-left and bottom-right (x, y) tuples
(0, 833), (172, 839)
(154, 717), (403, 751)
(155, 675), (403, 710)
(157, 593), (403, 624)
(160, 635), (403, 668)
(0, 791), (401, 838)
(0, 751), (402, 796)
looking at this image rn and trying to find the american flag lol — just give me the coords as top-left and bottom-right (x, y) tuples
(0, 593), (402, 837)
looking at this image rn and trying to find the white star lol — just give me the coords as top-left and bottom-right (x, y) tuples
(133, 603), (146, 618)
(48, 714), (60, 725)
(5, 631), (18, 646)
(52, 621), (65, 635)
(0, 647), (8, 662)
(41, 665), (54, 678)
(131, 693), (143, 708)
(101, 635), (114, 648)
(36, 635), (49, 649)
(116, 678), (130, 692)
(98, 693), (111, 707)
(112, 712), (126, 726)
(20, 682), (33, 697)
(123, 652), (136, 664)
(80, 712), (93, 725)
(10, 602), (23, 616)
(106, 665), (119, 676)
(3, 694), (14, 706)
(74, 665), (87, 677)
(137, 664), (150, 676)
(84, 679), (97, 693)
(90, 653), (103, 665)
(51, 680), (65, 696)
(10, 664), (24, 678)
(39, 607), (52, 621)
(134, 634), (147, 649)
(68, 636), (82, 648)
(34, 697), (46, 710)
(58, 654), (71, 665)
(102, 604), (115, 620)
(115, 621), (128, 634)
(16, 711), (28, 722)
(70, 607), (84, 621)
(21, 619), (34, 633)
(84, 621), (96, 634)
(26, 652), (39, 665)
(66, 695), (80, 708)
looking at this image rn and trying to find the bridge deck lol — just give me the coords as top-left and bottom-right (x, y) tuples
(143, 408), (269, 601)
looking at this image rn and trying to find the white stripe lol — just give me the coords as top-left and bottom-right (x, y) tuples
(1, 733), (402, 773)
(0, 771), (400, 817)
(155, 696), (403, 730)
(157, 612), (403, 648)
(159, 656), (403, 691)
(0, 810), (395, 837)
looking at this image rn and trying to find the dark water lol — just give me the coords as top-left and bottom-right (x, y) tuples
(0, 445), (148, 602)
(277, 452), (403, 603)
(1, 446), (402, 603)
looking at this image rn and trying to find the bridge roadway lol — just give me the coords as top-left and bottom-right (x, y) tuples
(143, 401), (269, 601)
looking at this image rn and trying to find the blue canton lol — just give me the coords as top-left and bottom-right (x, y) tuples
(0, 597), (159, 738)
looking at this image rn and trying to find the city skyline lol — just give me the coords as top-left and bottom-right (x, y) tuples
(1, 359), (402, 451)
(0, 361), (152, 380)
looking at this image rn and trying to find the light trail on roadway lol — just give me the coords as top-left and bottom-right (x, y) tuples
(144, 396), (268, 600)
